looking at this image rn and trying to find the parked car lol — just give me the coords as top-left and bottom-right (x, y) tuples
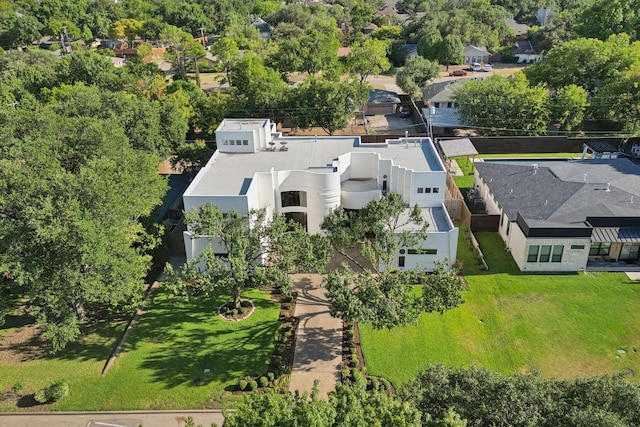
(449, 69), (468, 76)
(397, 106), (411, 117)
(483, 63), (493, 72)
(472, 63), (482, 72)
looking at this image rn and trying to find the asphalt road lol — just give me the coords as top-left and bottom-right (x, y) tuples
(0, 411), (225, 427)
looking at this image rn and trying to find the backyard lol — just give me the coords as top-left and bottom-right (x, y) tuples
(0, 288), (280, 410)
(360, 232), (640, 388)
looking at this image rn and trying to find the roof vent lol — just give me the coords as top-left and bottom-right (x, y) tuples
(606, 183), (611, 192)
(583, 173), (587, 182)
(532, 163), (538, 174)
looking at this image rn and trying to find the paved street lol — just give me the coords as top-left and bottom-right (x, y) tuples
(0, 411), (224, 427)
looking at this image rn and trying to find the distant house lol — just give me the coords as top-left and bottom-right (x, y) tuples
(504, 18), (530, 39)
(363, 23), (378, 35)
(474, 158), (640, 272)
(365, 89), (400, 115)
(463, 44), (491, 64)
(422, 78), (485, 128)
(511, 40), (543, 63)
(250, 17), (272, 40)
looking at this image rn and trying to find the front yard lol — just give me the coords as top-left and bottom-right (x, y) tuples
(0, 289), (280, 410)
(360, 232), (640, 388)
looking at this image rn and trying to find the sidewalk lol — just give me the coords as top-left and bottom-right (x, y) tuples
(288, 274), (342, 399)
(0, 410), (224, 427)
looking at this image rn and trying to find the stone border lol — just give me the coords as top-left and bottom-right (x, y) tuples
(217, 299), (256, 322)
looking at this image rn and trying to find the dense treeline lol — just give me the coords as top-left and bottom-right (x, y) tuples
(454, 34), (640, 134)
(224, 366), (640, 426)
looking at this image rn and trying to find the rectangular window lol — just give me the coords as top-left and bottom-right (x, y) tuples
(243, 140), (249, 145)
(424, 187), (431, 193)
(589, 242), (611, 256)
(527, 245), (539, 262)
(570, 245), (585, 250)
(433, 187), (440, 193)
(552, 245), (563, 262)
(281, 191), (307, 207)
(417, 188), (423, 193)
(539, 245), (552, 262)
(382, 180), (387, 191)
(223, 140), (229, 145)
(236, 140), (242, 145)
(434, 102), (440, 108)
(447, 102), (452, 108)
(408, 249), (437, 255)
(506, 222), (510, 235)
(398, 256), (405, 267)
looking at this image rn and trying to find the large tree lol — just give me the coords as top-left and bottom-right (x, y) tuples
(291, 77), (369, 135)
(454, 73), (549, 135)
(164, 203), (332, 309)
(321, 193), (464, 329)
(0, 108), (166, 352)
(396, 56), (440, 96)
(346, 38), (391, 84)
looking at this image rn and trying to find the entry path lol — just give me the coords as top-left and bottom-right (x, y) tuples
(0, 410), (224, 427)
(288, 274), (342, 399)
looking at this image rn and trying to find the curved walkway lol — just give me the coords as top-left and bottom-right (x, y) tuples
(288, 274), (342, 399)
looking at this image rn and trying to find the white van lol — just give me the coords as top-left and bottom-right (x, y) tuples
(472, 63), (482, 72)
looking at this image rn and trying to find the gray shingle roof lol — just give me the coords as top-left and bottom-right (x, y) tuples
(475, 158), (640, 226)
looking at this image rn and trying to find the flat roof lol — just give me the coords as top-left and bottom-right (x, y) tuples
(216, 118), (269, 132)
(186, 136), (441, 197)
(395, 207), (453, 232)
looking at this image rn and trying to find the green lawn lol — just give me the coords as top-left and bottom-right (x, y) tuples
(0, 289), (280, 411)
(360, 232), (640, 388)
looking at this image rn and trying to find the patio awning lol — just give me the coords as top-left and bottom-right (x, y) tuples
(591, 227), (640, 243)
(438, 138), (478, 158)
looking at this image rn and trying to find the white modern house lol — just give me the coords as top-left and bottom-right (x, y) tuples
(474, 159), (640, 272)
(182, 118), (459, 271)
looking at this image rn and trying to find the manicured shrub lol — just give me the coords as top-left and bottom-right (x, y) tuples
(349, 354), (358, 368)
(348, 343), (356, 354)
(370, 378), (379, 391)
(266, 371), (275, 381)
(231, 309), (238, 316)
(238, 379), (248, 391)
(272, 355), (282, 367)
(34, 388), (48, 403)
(346, 330), (355, 340)
(259, 376), (269, 387)
(248, 380), (258, 391)
(45, 380), (69, 402)
(381, 379), (391, 390)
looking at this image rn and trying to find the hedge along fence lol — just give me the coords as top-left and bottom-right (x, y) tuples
(461, 226), (489, 271)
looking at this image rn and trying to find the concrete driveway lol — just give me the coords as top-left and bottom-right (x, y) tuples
(288, 274), (342, 399)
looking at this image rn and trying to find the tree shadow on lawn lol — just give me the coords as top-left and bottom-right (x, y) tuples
(122, 292), (280, 389)
(42, 319), (129, 364)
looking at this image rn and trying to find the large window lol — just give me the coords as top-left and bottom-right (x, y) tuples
(539, 245), (552, 262)
(589, 242), (611, 256)
(408, 249), (438, 255)
(284, 212), (308, 232)
(281, 191), (307, 207)
(527, 245), (564, 263)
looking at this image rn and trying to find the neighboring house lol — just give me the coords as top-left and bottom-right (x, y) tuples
(365, 89), (400, 115)
(463, 44), (491, 64)
(511, 40), (543, 63)
(422, 78), (485, 128)
(250, 17), (272, 40)
(474, 159), (640, 272)
(363, 23), (378, 35)
(182, 118), (459, 272)
(109, 56), (126, 67)
(504, 18), (530, 39)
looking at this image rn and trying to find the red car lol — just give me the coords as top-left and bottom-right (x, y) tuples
(449, 69), (468, 76)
